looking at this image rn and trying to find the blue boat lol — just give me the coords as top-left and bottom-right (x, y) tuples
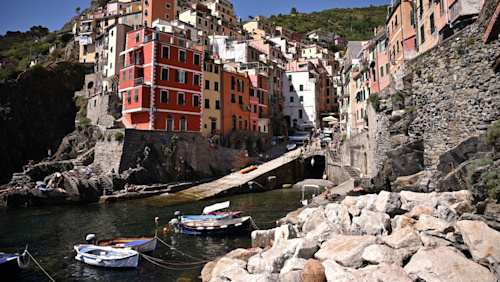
(170, 201), (252, 235)
(0, 247), (30, 275)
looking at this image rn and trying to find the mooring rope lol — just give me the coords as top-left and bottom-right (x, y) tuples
(26, 250), (56, 282)
(140, 253), (205, 270)
(155, 236), (205, 261)
(250, 218), (260, 230)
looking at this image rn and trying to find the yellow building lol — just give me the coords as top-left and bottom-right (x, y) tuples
(179, 4), (241, 39)
(202, 59), (222, 138)
(301, 45), (335, 62)
(416, 0), (441, 53)
(201, 0), (237, 26)
(243, 15), (276, 40)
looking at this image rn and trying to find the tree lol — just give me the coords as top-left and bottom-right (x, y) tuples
(291, 7), (297, 14)
(75, 7), (81, 15)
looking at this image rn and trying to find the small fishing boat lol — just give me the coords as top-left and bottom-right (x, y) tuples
(74, 244), (139, 268)
(286, 143), (297, 151)
(85, 234), (157, 253)
(0, 247), (30, 275)
(240, 165), (257, 174)
(170, 201), (252, 235)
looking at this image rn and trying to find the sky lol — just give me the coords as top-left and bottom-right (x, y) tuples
(0, 0), (390, 35)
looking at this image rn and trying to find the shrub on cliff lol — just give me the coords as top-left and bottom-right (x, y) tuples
(368, 93), (380, 111)
(114, 131), (123, 141)
(482, 120), (500, 151)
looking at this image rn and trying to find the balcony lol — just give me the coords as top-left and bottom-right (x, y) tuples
(80, 26), (94, 34)
(120, 57), (143, 69)
(134, 77), (145, 86)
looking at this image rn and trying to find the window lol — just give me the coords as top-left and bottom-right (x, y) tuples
(397, 40), (400, 53)
(175, 71), (188, 84)
(144, 9), (148, 16)
(165, 14), (170, 20)
(127, 91), (132, 104)
(289, 85), (293, 92)
(161, 68), (169, 80)
(385, 63), (389, 75)
(134, 89), (139, 102)
(214, 82), (219, 91)
(299, 109), (303, 119)
(231, 76), (235, 90)
(179, 50), (186, 62)
(231, 94), (236, 103)
(420, 25), (425, 43)
(193, 95), (200, 107)
(215, 100), (220, 109)
(128, 69), (132, 80)
(162, 46), (169, 59)
(194, 54), (200, 65)
(290, 96), (294, 103)
(204, 98), (210, 108)
(180, 116), (186, 131)
(299, 85), (303, 91)
(193, 74), (200, 86)
(232, 115), (236, 129)
(214, 66), (219, 74)
(205, 80), (210, 89)
(178, 93), (185, 105)
(166, 115), (173, 131)
(430, 13), (435, 33)
(380, 66), (384, 77)
(410, 11), (415, 26)
(238, 95), (243, 105)
(122, 71), (126, 82)
(135, 32), (140, 43)
(299, 96), (303, 102)
(166, 3), (171, 8)
(161, 90), (168, 103)
(179, 39), (184, 47)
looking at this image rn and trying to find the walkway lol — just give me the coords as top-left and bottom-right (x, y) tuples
(174, 148), (304, 201)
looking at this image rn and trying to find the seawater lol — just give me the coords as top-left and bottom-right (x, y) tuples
(0, 188), (304, 281)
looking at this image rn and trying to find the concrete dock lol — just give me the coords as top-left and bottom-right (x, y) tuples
(174, 148), (305, 201)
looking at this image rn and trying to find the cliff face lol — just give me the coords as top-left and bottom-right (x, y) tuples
(0, 62), (87, 184)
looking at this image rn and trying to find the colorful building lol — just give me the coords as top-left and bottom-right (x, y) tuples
(142, 0), (178, 27)
(221, 71), (250, 137)
(201, 58), (222, 137)
(119, 28), (203, 131)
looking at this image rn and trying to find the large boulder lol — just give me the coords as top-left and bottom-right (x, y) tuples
(374, 190), (404, 216)
(273, 224), (298, 246)
(324, 203), (351, 232)
(415, 214), (454, 234)
(252, 228), (276, 249)
(247, 238), (306, 274)
(232, 273), (279, 282)
(323, 260), (412, 282)
(407, 205), (438, 219)
(362, 244), (404, 265)
(314, 234), (379, 268)
(382, 227), (422, 257)
(456, 220), (500, 262)
(210, 258), (247, 280)
(386, 140), (424, 177)
(302, 208), (327, 234)
(350, 210), (391, 236)
(279, 271), (302, 282)
(301, 259), (326, 282)
(226, 248), (263, 263)
(391, 215), (418, 230)
(280, 257), (307, 275)
(404, 247), (496, 282)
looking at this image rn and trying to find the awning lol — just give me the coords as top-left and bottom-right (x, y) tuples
(202, 201), (230, 214)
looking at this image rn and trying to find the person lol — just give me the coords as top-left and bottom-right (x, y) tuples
(47, 148), (52, 160)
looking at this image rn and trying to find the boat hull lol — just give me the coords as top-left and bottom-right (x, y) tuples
(0, 251), (29, 275)
(74, 244), (139, 268)
(96, 237), (157, 254)
(179, 216), (252, 235)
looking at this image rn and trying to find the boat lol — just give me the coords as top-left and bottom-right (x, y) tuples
(0, 247), (30, 275)
(288, 134), (309, 142)
(286, 143), (297, 151)
(86, 234), (157, 253)
(74, 244), (139, 268)
(301, 184), (321, 206)
(240, 165), (257, 174)
(170, 201), (253, 235)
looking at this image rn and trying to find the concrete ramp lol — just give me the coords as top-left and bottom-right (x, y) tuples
(175, 148), (303, 201)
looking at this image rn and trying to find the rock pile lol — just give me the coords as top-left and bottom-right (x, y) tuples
(202, 190), (500, 281)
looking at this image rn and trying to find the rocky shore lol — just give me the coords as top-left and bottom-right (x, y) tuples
(201, 189), (500, 281)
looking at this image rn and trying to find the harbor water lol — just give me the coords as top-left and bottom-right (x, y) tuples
(0, 188), (304, 281)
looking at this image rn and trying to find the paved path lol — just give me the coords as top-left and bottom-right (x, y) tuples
(175, 148), (304, 201)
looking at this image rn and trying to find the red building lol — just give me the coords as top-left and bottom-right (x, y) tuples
(249, 73), (269, 132)
(119, 28), (203, 131)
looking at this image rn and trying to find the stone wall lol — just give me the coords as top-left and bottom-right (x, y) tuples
(93, 129), (249, 185)
(405, 23), (500, 186)
(338, 131), (374, 176)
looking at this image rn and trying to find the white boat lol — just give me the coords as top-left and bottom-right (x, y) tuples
(85, 234), (157, 253)
(301, 184), (321, 206)
(74, 244), (139, 268)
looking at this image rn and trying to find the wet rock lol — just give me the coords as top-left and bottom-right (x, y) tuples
(314, 234), (379, 268)
(301, 259), (325, 282)
(404, 247), (496, 282)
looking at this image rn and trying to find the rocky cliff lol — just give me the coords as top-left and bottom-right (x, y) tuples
(0, 62), (88, 185)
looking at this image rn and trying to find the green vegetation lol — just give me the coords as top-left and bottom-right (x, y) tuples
(482, 120), (500, 147)
(114, 131), (124, 141)
(467, 38), (475, 46)
(268, 5), (388, 41)
(77, 118), (91, 126)
(481, 169), (500, 199)
(0, 26), (74, 80)
(413, 66), (421, 76)
(427, 76), (434, 83)
(73, 95), (88, 119)
(367, 93), (380, 111)
(466, 154), (493, 185)
(106, 135), (112, 142)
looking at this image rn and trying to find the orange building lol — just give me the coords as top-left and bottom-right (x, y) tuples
(249, 73), (269, 133)
(221, 71), (250, 137)
(142, 0), (177, 28)
(386, 0), (417, 77)
(119, 28), (203, 131)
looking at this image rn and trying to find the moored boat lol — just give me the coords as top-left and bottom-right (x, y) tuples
(170, 201), (253, 235)
(86, 234), (157, 253)
(74, 244), (139, 268)
(0, 247), (30, 275)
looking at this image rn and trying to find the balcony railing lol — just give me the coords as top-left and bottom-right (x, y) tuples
(120, 57), (143, 69)
(134, 77), (145, 86)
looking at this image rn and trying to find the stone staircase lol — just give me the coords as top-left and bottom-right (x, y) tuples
(344, 166), (361, 179)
